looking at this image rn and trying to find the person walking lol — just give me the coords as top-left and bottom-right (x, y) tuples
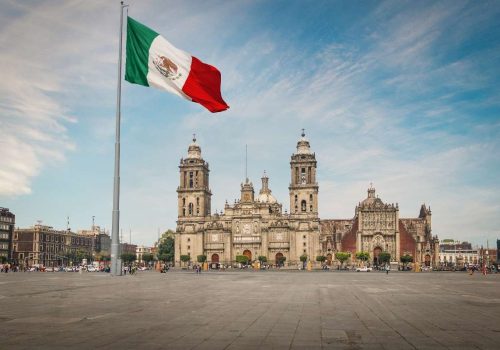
(385, 264), (390, 275)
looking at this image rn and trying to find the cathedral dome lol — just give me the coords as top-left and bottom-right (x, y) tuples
(187, 135), (202, 159)
(360, 186), (384, 207)
(258, 171), (277, 203)
(296, 130), (311, 154)
(257, 192), (277, 203)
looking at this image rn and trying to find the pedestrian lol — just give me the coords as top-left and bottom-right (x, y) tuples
(385, 264), (390, 275)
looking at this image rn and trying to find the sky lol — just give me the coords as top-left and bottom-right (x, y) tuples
(1, 0), (499, 247)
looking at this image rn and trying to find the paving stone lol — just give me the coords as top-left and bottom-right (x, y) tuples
(0, 270), (499, 349)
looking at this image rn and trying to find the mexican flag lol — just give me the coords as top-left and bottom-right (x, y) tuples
(125, 17), (229, 113)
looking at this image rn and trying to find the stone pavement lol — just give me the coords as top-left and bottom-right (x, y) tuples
(0, 270), (499, 349)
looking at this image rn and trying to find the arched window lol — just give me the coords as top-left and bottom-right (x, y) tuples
(188, 203), (193, 215)
(301, 200), (306, 212)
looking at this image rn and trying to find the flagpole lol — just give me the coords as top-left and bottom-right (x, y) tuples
(111, 1), (127, 276)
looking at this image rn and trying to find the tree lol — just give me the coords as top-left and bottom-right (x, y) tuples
(157, 231), (175, 263)
(142, 253), (154, 265)
(335, 252), (350, 268)
(121, 252), (136, 264)
(236, 255), (249, 265)
(180, 255), (191, 263)
(299, 254), (308, 262)
(316, 256), (326, 262)
(197, 255), (207, 263)
(400, 254), (413, 268)
(258, 256), (267, 263)
(276, 256), (286, 266)
(0, 256), (7, 264)
(379, 252), (391, 264)
(356, 251), (370, 263)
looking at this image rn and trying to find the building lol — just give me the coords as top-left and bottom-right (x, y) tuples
(321, 188), (439, 267)
(13, 224), (93, 267)
(175, 133), (438, 267)
(136, 245), (153, 263)
(78, 226), (111, 257)
(438, 240), (478, 266)
(120, 243), (137, 255)
(0, 207), (15, 262)
(175, 133), (320, 266)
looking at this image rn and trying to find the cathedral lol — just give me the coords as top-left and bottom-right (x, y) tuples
(174, 133), (439, 267)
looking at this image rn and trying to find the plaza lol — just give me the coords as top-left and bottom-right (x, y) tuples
(1, 270), (499, 349)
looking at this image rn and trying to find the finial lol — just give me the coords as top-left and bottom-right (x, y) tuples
(301, 128), (305, 137)
(192, 133), (196, 142)
(370, 182), (373, 188)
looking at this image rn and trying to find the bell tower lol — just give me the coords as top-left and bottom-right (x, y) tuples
(177, 135), (211, 220)
(289, 130), (318, 216)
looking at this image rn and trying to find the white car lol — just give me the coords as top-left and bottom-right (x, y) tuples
(86, 265), (97, 272)
(356, 266), (372, 272)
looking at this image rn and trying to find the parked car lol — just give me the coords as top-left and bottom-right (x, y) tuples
(355, 266), (372, 272)
(86, 265), (97, 272)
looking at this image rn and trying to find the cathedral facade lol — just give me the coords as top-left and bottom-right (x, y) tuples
(174, 133), (439, 267)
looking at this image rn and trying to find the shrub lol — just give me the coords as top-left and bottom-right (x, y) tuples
(197, 255), (207, 263)
(180, 255), (191, 262)
(299, 254), (308, 262)
(236, 255), (249, 264)
(316, 256), (326, 262)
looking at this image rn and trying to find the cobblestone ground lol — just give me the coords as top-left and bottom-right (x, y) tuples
(0, 270), (499, 349)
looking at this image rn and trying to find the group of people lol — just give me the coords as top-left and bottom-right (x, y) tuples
(122, 265), (137, 275)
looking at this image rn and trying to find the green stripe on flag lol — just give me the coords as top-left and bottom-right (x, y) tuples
(125, 17), (159, 86)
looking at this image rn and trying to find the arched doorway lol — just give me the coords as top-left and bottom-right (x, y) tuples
(211, 254), (219, 263)
(243, 250), (252, 261)
(275, 252), (284, 266)
(373, 247), (382, 266)
(424, 254), (431, 267)
(327, 253), (332, 266)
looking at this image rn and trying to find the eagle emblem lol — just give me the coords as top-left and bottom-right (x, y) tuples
(153, 55), (182, 81)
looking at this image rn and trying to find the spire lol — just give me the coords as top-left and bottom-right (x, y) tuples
(367, 183), (375, 198)
(260, 170), (270, 194)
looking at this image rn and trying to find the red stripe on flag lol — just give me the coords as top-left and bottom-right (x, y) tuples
(182, 56), (229, 113)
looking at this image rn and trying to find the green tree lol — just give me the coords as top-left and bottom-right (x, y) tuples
(335, 252), (350, 268)
(356, 251), (370, 262)
(299, 254), (308, 262)
(121, 252), (136, 264)
(0, 256), (7, 264)
(400, 254), (413, 268)
(142, 253), (154, 265)
(316, 256), (326, 262)
(236, 255), (249, 265)
(157, 231), (175, 263)
(180, 254), (191, 263)
(258, 256), (267, 263)
(276, 256), (286, 266)
(379, 252), (391, 264)
(197, 255), (207, 263)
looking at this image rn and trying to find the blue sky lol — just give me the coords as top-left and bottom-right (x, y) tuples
(1, 0), (499, 247)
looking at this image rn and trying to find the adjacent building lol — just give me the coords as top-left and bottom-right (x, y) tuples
(438, 240), (478, 266)
(175, 133), (438, 267)
(13, 224), (93, 267)
(136, 245), (153, 263)
(0, 207), (15, 262)
(322, 189), (439, 266)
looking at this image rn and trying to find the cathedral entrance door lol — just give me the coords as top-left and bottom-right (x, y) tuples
(243, 250), (252, 262)
(275, 252), (284, 267)
(373, 247), (382, 267)
(424, 254), (431, 267)
(327, 253), (332, 266)
(211, 254), (219, 263)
